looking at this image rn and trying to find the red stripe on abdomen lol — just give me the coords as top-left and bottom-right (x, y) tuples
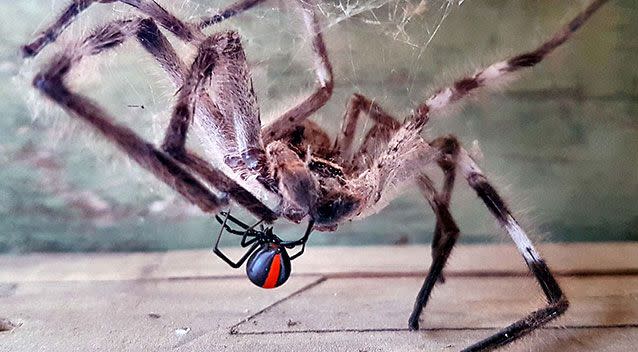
(262, 253), (281, 289)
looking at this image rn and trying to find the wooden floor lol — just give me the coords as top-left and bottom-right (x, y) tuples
(0, 243), (636, 351)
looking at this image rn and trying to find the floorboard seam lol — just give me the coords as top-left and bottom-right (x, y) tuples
(229, 276), (328, 335)
(235, 324), (638, 335)
(318, 270), (638, 279)
(8, 269), (637, 284)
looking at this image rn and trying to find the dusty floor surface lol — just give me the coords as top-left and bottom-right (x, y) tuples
(1, 243), (637, 351)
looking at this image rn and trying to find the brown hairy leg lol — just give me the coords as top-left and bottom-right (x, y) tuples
(261, 0), (335, 143)
(22, 0), (200, 57)
(33, 17), (277, 219)
(332, 93), (461, 288)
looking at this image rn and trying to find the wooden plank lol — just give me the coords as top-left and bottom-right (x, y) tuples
(1, 243), (636, 283)
(0, 244), (636, 351)
(2, 275), (635, 352)
(180, 327), (638, 352)
(235, 277), (638, 332)
(0, 277), (323, 352)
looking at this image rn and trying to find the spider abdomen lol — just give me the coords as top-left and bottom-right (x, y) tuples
(246, 243), (291, 289)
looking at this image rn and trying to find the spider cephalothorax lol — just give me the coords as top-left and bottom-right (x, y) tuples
(24, 0), (610, 350)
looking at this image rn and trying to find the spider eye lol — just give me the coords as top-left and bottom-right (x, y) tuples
(246, 244), (291, 289)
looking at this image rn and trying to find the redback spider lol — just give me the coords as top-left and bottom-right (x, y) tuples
(214, 211), (314, 289)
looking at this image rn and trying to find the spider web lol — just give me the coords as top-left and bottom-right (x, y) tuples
(317, 0), (460, 48)
(249, 0), (462, 120)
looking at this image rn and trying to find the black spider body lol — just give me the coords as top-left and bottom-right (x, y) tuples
(246, 243), (291, 289)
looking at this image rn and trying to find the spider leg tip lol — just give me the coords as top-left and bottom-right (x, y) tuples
(32, 73), (58, 97)
(21, 45), (37, 58)
(408, 320), (420, 331)
(218, 192), (230, 205)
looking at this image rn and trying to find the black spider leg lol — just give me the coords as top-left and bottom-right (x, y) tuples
(213, 212), (261, 268)
(457, 147), (568, 351)
(409, 138), (461, 330)
(281, 220), (315, 260)
(215, 211), (265, 247)
(216, 211), (267, 232)
(215, 215), (248, 235)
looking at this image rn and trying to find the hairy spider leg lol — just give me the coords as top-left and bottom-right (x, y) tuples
(25, 0), (336, 219)
(359, 0), (610, 188)
(138, 21), (277, 220)
(415, 171), (457, 287)
(363, 0), (610, 270)
(22, 0), (280, 214)
(401, 140), (567, 352)
(203, 30), (270, 179)
(408, 137), (464, 330)
(335, 2), (606, 348)
(137, 20), (281, 216)
(23, 0), (110, 57)
(31, 20), (226, 213)
(410, 170), (461, 320)
(410, 0), (610, 129)
(31, 18), (281, 219)
(331, 92), (455, 261)
(22, 0), (198, 58)
(425, 137), (458, 284)
(131, 19), (237, 160)
(23, 0), (279, 219)
(156, 30), (236, 163)
(213, 212), (261, 268)
(22, 0), (271, 168)
(458, 147), (567, 352)
(134, 18), (277, 220)
(374, 0), (610, 178)
(261, 0), (335, 144)
(342, 98), (571, 351)
(334, 93), (401, 168)
(160, 35), (219, 156)
(333, 94), (459, 284)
